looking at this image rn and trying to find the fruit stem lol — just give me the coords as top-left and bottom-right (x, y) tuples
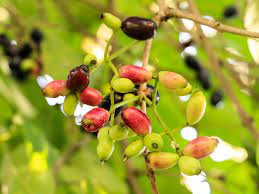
(109, 88), (115, 126)
(142, 95), (153, 106)
(110, 95), (140, 111)
(109, 40), (139, 61)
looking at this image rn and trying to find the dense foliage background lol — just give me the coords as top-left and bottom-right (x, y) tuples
(0, 0), (258, 194)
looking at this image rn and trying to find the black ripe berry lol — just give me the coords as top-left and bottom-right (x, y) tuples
(30, 28), (44, 44)
(210, 90), (223, 106)
(184, 55), (202, 72)
(121, 17), (157, 40)
(99, 93), (123, 117)
(67, 65), (90, 92)
(9, 57), (29, 81)
(223, 5), (238, 19)
(18, 43), (32, 59)
(197, 69), (211, 90)
(0, 33), (10, 47)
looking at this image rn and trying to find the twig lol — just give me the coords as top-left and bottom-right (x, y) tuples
(53, 136), (91, 177)
(186, 0), (259, 139)
(165, 7), (259, 39)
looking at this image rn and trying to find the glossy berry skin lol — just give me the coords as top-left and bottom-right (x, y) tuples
(97, 137), (115, 162)
(121, 107), (151, 135)
(223, 5), (238, 19)
(183, 55), (202, 72)
(178, 156), (201, 176)
(109, 124), (129, 141)
(119, 65), (153, 84)
(111, 78), (135, 93)
(210, 90), (223, 106)
(67, 65), (90, 92)
(147, 152), (179, 170)
(158, 71), (188, 90)
(42, 80), (70, 98)
(30, 28), (44, 44)
(183, 136), (219, 159)
(144, 133), (164, 151)
(97, 127), (110, 140)
(121, 17), (157, 40)
(18, 43), (32, 59)
(186, 90), (206, 125)
(81, 108), (109, 132)
(100, 12), (122, 30)
(79, 87), (103, 106)
(124, 139), (146, 160)
(63, 93), (78, 116)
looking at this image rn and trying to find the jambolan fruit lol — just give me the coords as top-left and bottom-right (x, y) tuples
(67, 65), (89, 92)
(79, 87), (103, 106)
(119, 65), (153, 84)
(186, 90), (206, 125)
(183, 136), (219, 159)
(158, 71), (188, 90)
(178, 156), (201, 176)
(121, 107), (151, 135)
(123, 139), (146, 160)
(147, 152), (179, 170)
(81, 108), (109, 132)
(42, 80), (70, 98)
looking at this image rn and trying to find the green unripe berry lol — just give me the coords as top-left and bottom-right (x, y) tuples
(124, 139), (146, 160)
(123, 93), (136, 107)
(97, 137), (115, 162)
(100, 12), (122, 30)
(97, 127), (110, 140)
(144, 133), (164, 151)
(63, 93), (78, 116)
(109, 124), (129, 141)
(178, 156), (201, 176)
(21, 59), (35, 71)
(111, 78), (135, 93)
(84, 53), (97, 67)
(172, 83), (192, 96)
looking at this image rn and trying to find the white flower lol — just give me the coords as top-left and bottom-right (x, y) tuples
(74, 104), (96, 125)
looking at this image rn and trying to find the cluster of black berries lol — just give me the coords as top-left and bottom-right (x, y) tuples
(180, 34), (223, 106)
(0, 28), (43, 81)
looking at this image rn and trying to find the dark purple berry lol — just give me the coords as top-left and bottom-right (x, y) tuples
(0, 33), (10, 47)
(223, 5), (238, 19)
(121, 17), (157, 40)
(197, 69), (211, 90)
(67, 65), (90, 92)
(184, 55), (202, 72)
(30, 28), (44, 44)
(99, 93), (123, 117)
(18, 43), (32, 59)
(210, 90), (223, 106)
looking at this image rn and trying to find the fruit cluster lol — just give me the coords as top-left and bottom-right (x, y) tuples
(40, 13), (219, 176)
(0, 28), (43, 81)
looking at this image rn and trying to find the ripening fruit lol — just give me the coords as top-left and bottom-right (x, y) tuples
(158, 71), (188, 90)
(121, 17), (157, 40)
(79, 87), (103, 106)
(123, 139), (146, 160)
(178, 156), (201, 176)
(97, 137), (115, 162)
(183, 136), (219, 159)
(172, 83), (192, 96)
(123, 93), (136, 107)
(97, 127), (110, 140)
(186, 90), (206, 125)
(111, 78), (135, 93)
(63, 93), (78, 116)
(144, 133), (164, 151)
(121, 107), (151, 135)
(100, 93), (123, 117)
(147, 152), (179, 170)
(119, 65), (153, 84)
(81, 108), (110, 132)
(42, 80), (70, 98)
(67, 65), (90, 92)
(100, 12), (122, 30)
(84, 53), (97, 68)
(109, 124), (129, 141)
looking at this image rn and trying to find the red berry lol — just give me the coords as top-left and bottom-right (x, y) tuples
(79, 87), (103, 106)
(81, 108), (109, 132)
(183, 136), (219, 159)
(42, 80), (70, 98)
(121, 107), (151, 135)
(119, 65), (152, 84)
(67, 65), (90, 92)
